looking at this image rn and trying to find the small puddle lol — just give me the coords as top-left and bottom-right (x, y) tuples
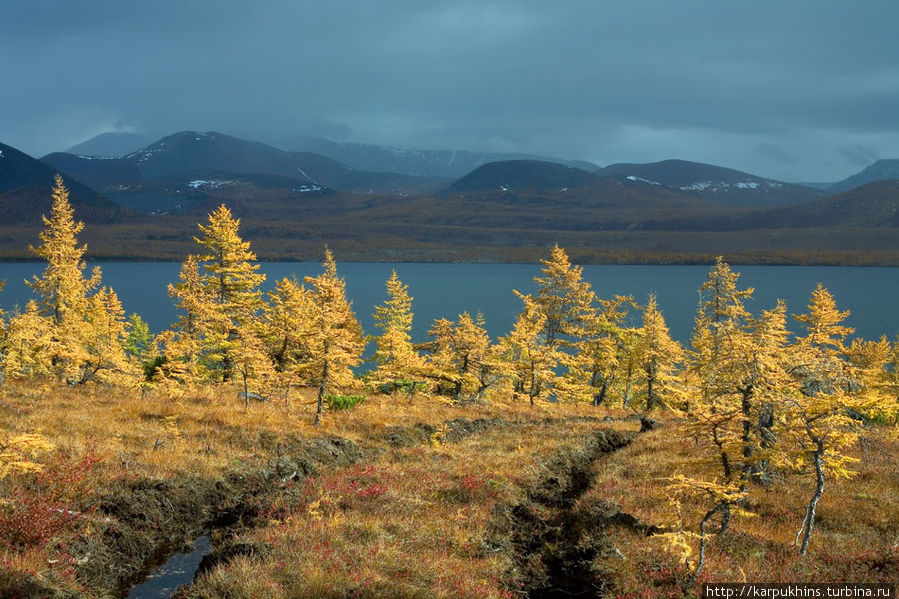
(125, 536), (211, 599)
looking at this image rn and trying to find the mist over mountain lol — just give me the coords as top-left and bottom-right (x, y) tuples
(828, 159), (899, 193)
(266, 134), (599, 179)
(66, 132), (153, 157)
(2, 128), (897, 264)
(43, 132), (447, 195)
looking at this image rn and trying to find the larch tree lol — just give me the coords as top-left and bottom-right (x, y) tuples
(161, 255), (213, 385)
(687, 257), (756, 484)
(304, 249), (364, 426)
(844, 336), (893, 420)
(424, 312), (495, 400)
(165, 205), (269, 392)
(637, 294), (685, 411)
(500, 294), (559, 405)
(264, 276), (316, 376)
(27, 175), (101, 328)
(24, 175), (129, 384)
(370, 270), (424, 392)
(260, 276), (316, 409)
(533, 244), (595, 348)
(194, 204), (267, 383)
(81, 287), (132, 384)
(682, 259), (799, 535)
(556, 294), (634, 406)
(781, 284), (895, 555)
(2, 301), (53, 380)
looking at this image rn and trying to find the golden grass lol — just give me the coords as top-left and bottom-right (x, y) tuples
(1, 381), (894, 598)
(185, 415), (617, 598)
(589, 414), (899, 595)
(0, 379), (632, 597)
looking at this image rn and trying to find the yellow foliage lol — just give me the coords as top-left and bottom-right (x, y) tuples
(0, 433), (55, 479)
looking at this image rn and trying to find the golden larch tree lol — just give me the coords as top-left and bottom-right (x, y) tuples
(781, 284), (895, 554)
(369, 270), (424, 392)
(194, 204), (267, 382)
(2, 301), (54, 380)
(500, 294), (559, 405)
(264, 276), (316, 374)
(165, 205), (269, 391)
(424, 312), (495, 400)
(81, 287), (132, 384)
(637, 294), (684, 411)
(687, 257), (756, 483)
(533, 244), (595, 348)
(23, 175), (130, 384)
(304, 249), (365, 426)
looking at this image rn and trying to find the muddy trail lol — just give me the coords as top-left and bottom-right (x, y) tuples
(6, 416), (515, 599)
(6, 415), (652, 599)
(487, 428), (660, 598)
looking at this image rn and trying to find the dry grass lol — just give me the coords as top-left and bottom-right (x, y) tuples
(0, 379), (631, 597)
(589, 414), (899, 596)
(184, 415), (618, 599)
(1, 382), (895, 598)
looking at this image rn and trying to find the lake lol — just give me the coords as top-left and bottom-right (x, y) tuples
(0, 262), (896, 345)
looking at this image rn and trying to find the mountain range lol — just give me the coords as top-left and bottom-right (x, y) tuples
(0, 142), (127, 224)
(0, 130), (896, 264)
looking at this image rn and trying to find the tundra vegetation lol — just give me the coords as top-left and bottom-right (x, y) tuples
(0, 178), (896, 597)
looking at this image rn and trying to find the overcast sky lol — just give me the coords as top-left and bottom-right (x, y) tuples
(2, 0), (897, 181)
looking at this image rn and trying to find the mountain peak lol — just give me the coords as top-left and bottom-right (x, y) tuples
(829, 159), (899, 193)
(65, 132), (152, 157)
(0, 141), (127, 223)
(445, 160), (598, 194)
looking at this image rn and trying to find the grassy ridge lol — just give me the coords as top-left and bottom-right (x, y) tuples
(0, 382), (895, 597)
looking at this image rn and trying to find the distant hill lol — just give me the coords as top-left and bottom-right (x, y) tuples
(445, 160), (601, 194)
(104, 170), (333, 216)
(271, 134), (599, 178)
(66, 132), (153, 157)
(829, 159), (899, 193)
(596, 159), (825, 207)
(43, 132), (448, 195)
(0, 142), (128, 224)
(742, 180), (899, 229)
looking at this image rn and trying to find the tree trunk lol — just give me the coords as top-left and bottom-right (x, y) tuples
(314, 354), (328, 427)
(741, 386), (753, 483)
(691, 504), (720, 585)
(243, 368), (249, 412)
(646, 372), (656, 411)
(798, 441), (825, 555)
(529, 368), (536, 406)
(713, 427), (732, 480)
(593, 381), (608, 407)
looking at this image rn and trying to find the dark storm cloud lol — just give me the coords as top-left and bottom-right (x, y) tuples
(1, 0), (897, 180)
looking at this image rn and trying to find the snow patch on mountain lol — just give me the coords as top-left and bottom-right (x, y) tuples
(294, 183), (324, 193)
(187, 179), (235, 189)
(680, 179), (782, 193)
(680, 181), (714, 191)
(627, 175), (661, 186)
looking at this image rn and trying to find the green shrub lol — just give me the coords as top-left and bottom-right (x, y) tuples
(380, 379), (428, 395)
(325, 393), (366, 411)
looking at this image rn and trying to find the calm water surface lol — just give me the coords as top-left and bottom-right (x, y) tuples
(0, 262), (896, 345)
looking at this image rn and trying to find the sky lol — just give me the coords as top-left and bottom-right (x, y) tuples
(1, 0), (897, 182)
